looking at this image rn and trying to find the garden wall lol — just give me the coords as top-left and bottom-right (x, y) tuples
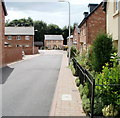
(23, 47), (39, 55)
(3, 47), (22, 65)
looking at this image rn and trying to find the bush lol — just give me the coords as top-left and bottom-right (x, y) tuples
(94, 96), (104, 115)
(69, 62), (76, 76)
(79, 83), (89, 98)
(75, 78), (80, 87)
(82, 94), (90, 114)
(70, 46), (78, 58)
(92, 33), (112, 72)
(102, 104), (118, 117)
(79, 84), (84, 97)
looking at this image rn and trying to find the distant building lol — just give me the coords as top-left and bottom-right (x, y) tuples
(5, 27), (34, 48)
(103, 0), (120, 57)
(44, 35), (64, 49)
(0, 1), (7, 66)
(67, 35), (73, 47)
(78, 2), (106, 53)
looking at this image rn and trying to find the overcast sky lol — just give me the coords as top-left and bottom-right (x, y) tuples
(5, 0), (102, 28)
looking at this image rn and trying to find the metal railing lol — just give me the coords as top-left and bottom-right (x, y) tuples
(72, 58), (120, 118)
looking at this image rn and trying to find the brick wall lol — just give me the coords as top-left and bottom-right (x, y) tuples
(5, 35), (33, 47)
(87, 4), (106, 45)
(23, 47), (39, 55)
(3, 47), (22, 65)
(0, 2), (5, 67)
(73, 28), (80, 50)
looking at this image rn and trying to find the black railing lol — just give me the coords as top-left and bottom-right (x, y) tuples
(72, 58), (120, 118)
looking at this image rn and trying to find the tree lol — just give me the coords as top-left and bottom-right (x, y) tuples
(5, 17), (33, 27)
(92, 33), (112, 72)
(34, 20), (47, 42)
(47, 24), (62, 34)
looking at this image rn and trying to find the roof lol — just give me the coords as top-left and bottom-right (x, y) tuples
(5, 27), (34, 35)
(74, 25), (80, 34)
(1, 1), (7, 16)
(78, 2), (103, 28)
(102, 0), (107, 12)
(34, 42), (43, 46)
(44, 35), (64, 41)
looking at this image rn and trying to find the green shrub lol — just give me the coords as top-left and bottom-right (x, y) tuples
(69, 62), (76, 76)
(102, 104), (118, 117)
(95, 61), (120, 112)
(70, 46), (78, 58)
(92, 33), (112, 72)
(94, 96), (104, 115)
(82, 94), (90, 114)
(79, 83), (89, 98)
(78, 84), (84, 97)
(75, 78), (80, 87)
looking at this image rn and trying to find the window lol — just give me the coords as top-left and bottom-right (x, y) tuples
(115, 0), (119, 11)
(16, 36), (21, 40)
(16, 45), (22, 47)
(25, 45), (30, 47)
(25, 36), (30, 40)
(8, 36), (12, 40)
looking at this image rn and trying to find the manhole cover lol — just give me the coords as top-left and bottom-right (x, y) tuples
(62, 94), (72, 101)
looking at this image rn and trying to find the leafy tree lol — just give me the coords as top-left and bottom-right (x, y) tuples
(34, 20), (47, 42)
(5, 17), (33, 27)
(46, 24), (62, 34)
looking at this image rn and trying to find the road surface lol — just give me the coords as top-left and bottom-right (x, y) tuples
(2, 50), (63, 116)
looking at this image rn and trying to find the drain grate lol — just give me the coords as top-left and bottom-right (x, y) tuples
(62, 94), (72, 101)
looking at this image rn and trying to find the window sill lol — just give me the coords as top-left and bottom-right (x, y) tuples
(113, 10), (119, 17)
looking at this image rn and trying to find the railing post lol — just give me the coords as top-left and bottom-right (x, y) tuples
(91, 79), (95, 118)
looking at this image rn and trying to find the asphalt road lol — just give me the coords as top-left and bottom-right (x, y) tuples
(2, 50), (62, 116)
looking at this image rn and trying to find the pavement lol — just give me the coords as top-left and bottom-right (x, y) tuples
(2, 50), (62, 116)
(50, 51), (86, 116)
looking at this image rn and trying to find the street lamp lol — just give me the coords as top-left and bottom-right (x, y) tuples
(59, 0), (71, 65)
(33, 29), (38, 55)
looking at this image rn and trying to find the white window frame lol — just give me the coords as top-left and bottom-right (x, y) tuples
(16, 36), (21, 40)
(115, 0), (119, 11)
(25, 36), (30, 40)
(25, 45), (30, 47)
(8, 36), (12, 40)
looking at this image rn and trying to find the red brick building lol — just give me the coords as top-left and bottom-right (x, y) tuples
(5, 27), (34, 47)
(5, 27), (38, 55)
(0, 1), (7, 66)
(78, 2), (106, 53)
(73, 26), (80, 50)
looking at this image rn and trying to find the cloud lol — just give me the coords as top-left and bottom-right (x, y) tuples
(5, 0), (102, 28)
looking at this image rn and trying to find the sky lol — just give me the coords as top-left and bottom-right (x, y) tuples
(5, 0), (102, 28)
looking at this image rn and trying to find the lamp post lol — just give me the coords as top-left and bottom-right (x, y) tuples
(33, 29), (38, 55)
(59, 0), (71, 65)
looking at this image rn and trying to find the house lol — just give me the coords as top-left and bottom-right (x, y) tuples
(5, 27), (34, 47)
(103, 0), (120, 57)
(0, 1), (7, 66)
(78, 2), (106, 53)
(73, 25), (80, 50)
(5, 27), (38, 55)
(44, 35), (64, 49)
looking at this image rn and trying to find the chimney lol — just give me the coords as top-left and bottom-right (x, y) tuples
(88, 4), (98, 13)
(83, 12), (89, 18)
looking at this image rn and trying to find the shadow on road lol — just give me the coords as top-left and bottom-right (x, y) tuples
(0, 66), (14, 84)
